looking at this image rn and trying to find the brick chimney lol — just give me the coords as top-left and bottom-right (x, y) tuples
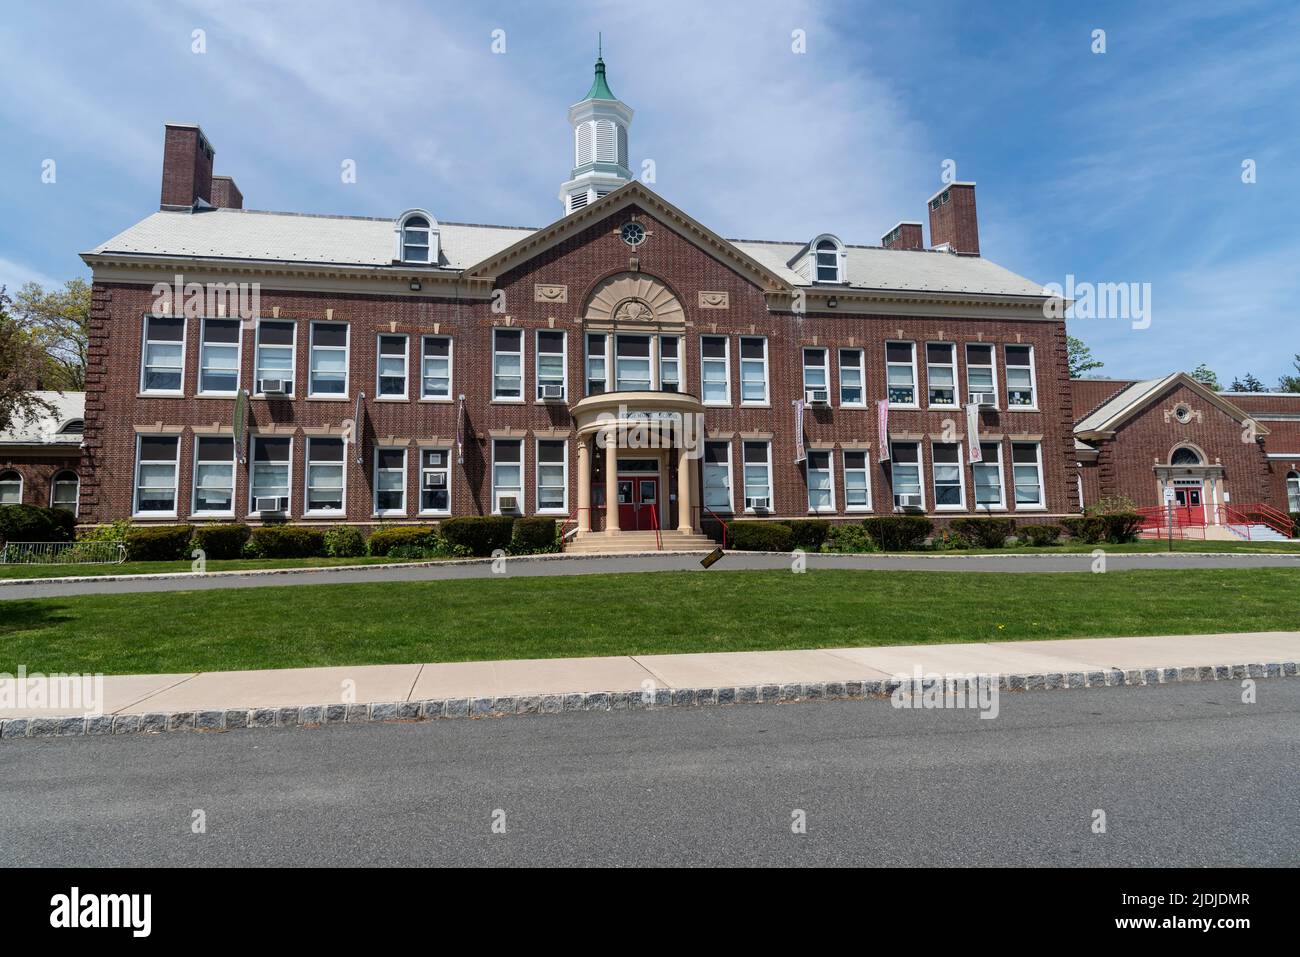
(881, 221), (923, 250)
(211, 175), (243, 210)
(927, 182), (979, 255)
(160, 123), (215, 210)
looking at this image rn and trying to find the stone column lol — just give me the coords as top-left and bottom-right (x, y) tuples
(604, 430), (620, 534)
(576, 436), (591, 532)
(677, 447), (693, 532)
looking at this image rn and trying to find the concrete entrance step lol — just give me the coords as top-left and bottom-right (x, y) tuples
(565, 530), (717, 554)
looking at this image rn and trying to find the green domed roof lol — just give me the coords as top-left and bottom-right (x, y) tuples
(584, 56), (616, 101)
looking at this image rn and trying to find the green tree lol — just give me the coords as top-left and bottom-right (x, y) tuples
(1230, 373), (1266, 392)
(13, 278), (91, 390)
(1190, 363), (1221, 391)
(1067, 335), (1104, 378)
(1278, 354), (1300, 393)
(0, 286), (56, 433)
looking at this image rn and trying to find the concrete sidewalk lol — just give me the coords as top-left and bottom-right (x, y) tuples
(2, 631), (1298, 738)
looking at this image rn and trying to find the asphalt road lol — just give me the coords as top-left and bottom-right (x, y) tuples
(3, 549), (1299, 599)
(2, 680), (1296, 866)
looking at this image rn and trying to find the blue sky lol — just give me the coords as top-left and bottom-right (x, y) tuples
(2, 0), (1297, 384)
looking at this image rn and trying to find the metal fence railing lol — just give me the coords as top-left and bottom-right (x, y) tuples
(0, 541), (127, 565)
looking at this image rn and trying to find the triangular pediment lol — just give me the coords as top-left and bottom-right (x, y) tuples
(1074, 371), (1270, 438)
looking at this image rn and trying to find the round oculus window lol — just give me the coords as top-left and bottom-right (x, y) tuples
(1174, 403), (1192, 423)
(620, 222), (646, 247)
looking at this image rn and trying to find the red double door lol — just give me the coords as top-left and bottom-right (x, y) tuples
(617, 476), (660, 530)
(1173, 486), (1204, 525)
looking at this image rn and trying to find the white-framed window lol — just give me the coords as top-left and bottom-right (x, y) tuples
(1287, 471), (1300, 512)
(376, 334), (408, 399)
(890, 441), (923, 510)
(305, 437), (346, 514)
(1005, 345), (1037, 408)
(419, 448), (451, 514)
(932, 442), (965, 509)
(134, 435), (181, 516)
(966, 343), (997, 406)
(703, 441), (733, 513)
(701, 335), (730, 405)
(813, 236), (842, 282)
(1011, 441), (1045, 508)
(536, 330), (566, 400)
(803, 347), (829, 402)
(805, 449), (835, 513)
(742, 440), (772, 511)
(255, 320), (296, 396)
(842, 450), (871, 511)
(400, 214), (432, 263)
(492, 439), (524, 514)
(586, 333), (608, 395)
(250, 435), (292, 514)
(492, 328), (524, 401)
(886, 341), (917, 406)
(973, 441), (1005, 508)
(536, 439), (568, 513)
(926, 342), (958, 407)
(420, 335), (452, 400)
(198, 317), (241, 395)
(140, 315), (185, 394)
(659, 336), (680, 391)
(615, 334), (652, 391)
(192, 436), (235, 516)
(740, 337), (769, 404)
(0, 469), (23, 505)
(839, 348), (865, 406)
(308, 321), (349, 397)
(51, 469), (79, 515)
(373, 447), (407, 515)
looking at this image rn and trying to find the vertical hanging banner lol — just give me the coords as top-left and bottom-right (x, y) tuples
(456, 393), (466, 465)
(876, 399), (890, 461)
(351, 391), (366, 464)
(232, 388), (248, 464)
(965, 403), (983, 463)
(793, 399), (806, 463)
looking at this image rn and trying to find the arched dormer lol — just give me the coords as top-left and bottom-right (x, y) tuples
(799, 234), (846, 283)
(394, 209), (440, 265)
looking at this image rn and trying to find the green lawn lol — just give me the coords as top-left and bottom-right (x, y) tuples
(2, 568), (1297, 675)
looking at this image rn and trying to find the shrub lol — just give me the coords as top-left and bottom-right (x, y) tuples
(191, 523), (252, 560)
(512, 517), (559, 554)
(77, 518), (133, 543)
(439, 516), (515, 556)
(366, 525), (438, 557)
(385, 540), (474, 561)
(247, 525), (326, 559)
(862, 516), (933, 551)
(1061, 516), (1105, 543)
(949, 517), (1016, 549)
(821, 523), (877, 553)
(931, 530), (972, 551)
(1292, 512), (1300, 538)
(1021, 524), (1063, 547)
(124, 524), (195, 561)
(1085, 495), (1138, 517)
(0, 504), (72, 544)
(1099, 512), (1143, 544)
(786, 519), (831, 551)
(727, 521), (792, 551)
(322, 525), (367, 558)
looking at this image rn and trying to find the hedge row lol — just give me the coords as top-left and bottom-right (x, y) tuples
(724, 516), (1103, 552)
(1060, 513), (1142, 544)
(0, 504), (76, 545)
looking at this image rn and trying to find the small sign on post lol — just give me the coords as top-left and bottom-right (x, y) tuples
(1164, 486), (1175, 552)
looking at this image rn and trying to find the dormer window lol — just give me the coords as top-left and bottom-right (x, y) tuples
(812, 235), (844, 283)
(394, 209), (440, 265)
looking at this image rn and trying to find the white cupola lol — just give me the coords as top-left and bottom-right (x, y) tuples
(559, 47), (634, 214)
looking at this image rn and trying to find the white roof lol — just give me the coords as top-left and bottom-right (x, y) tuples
(0, 391), (85, 446)
(87, 207), (1051, 297)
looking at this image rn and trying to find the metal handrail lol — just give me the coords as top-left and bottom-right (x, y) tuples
(695, 504), (729, 547)
(558, 506), (590, 543)
(646, 503), (662, 551)
(1236, 501), (1294, 538)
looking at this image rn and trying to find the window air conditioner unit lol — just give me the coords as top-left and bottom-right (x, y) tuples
(259, 378), (288, 396)
(805, 389), (830, 406)
(894, 493), (923, 510)
(423, 470), (446, 489)
(541, 383), (565, 400)
(496, 493), (520, 513)
(255, 496), (289, 512)
(971, 392), (996, 408)
(745, 496), (770, 511)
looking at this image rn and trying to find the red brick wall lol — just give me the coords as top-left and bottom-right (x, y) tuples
(928, 184), (979, 255)
(0, 453), (82, 512)
(160, 125), (213, 209)
(1070, 379), (1134, 421)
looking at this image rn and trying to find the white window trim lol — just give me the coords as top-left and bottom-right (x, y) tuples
(248, 435), (294, 518)
(1286, 471), (1300, 512)
(925, 342), (959, 409)
(491, 439), (525, 515)
(740, 336), (770, 406)
(931, 442), (966, 511)
(133, 434), (181, 519)
(702, 441), (734, 515)
(0, 470), (24, 507)
(191, 437), (236, 518)
(585, 333), (609, 396)
(741, 440), (773, 514)
(50, 469), (80, 516)
(658, 335), (681, 391)
(535, 329), (568, 402)
(810, 234), (845, 284)
(418, 447), (453, 517)
(308, 321), (350, 399)
(1004, 344), (1039, 411)
(419, 335), (453, 402)
(372, 446), (408, 517)
(890, 441), (925, 512)
(492, 328), (525, 403)
(1011, 441), (1047, 510)
(375, 333), (409, 401)
(253, 319), (297, 398)
(534, 438), (569, 514)
(886, 341), (919, 409)
(701, 335), (732, 406)
(965, 343), (998, 408)
(972, 441), (1007, 511)
(802, 347), (830, 403)
(304, 436), (347, 517)
(613, 333), (654, 392)
(139, 314), (186, 396)
(805, 449), (836, 515)
(842, 450), (872, 512)
(197, 316), (243, 397)
(838, 348), (866, 408)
